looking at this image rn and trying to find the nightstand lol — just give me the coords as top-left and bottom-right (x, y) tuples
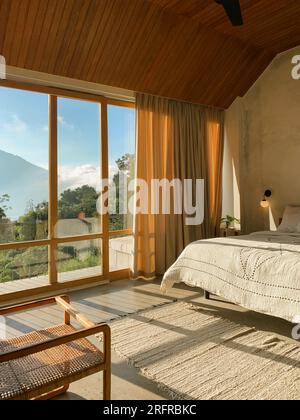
(220, 228), (241, 237)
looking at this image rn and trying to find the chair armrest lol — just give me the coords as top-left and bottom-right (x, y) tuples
(55, 296), (96, 328)
(0, 297), (57, 316)
(0, 323), (111, 364)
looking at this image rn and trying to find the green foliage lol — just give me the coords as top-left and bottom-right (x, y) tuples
(221, 215), (240, 228)
(57, 254), (100, 274)
(58, 245), (77, 258)
(110, 153), (135, 231)
(15, 185), (100, 242)
(115, 153), (135, 176)
(58, 185), (99, 219)
(0, 246), (101, 283)
(0, 194), (10, 219)
(57, 245), (100, 274)
(15, 200), (48, 241)
(11, 247), (48, 279)
(0, 247), (48, 282)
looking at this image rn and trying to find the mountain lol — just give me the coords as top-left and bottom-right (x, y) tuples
(0, 150), (48, 219)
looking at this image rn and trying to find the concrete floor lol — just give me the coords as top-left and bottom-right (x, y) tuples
(2, 279), (297, 400)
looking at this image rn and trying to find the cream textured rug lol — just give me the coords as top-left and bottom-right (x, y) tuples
(110, 302), (300, 400)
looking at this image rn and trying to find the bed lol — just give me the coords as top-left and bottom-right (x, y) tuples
(161, 230), (300, 323)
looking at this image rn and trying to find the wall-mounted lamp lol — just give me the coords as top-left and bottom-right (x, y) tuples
(260, 189), (272, 208)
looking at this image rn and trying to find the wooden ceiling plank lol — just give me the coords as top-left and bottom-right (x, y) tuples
(33, 0), (58, 70)
(106, 1), (164, 89)
(66, 0), (102, 79)
(54, 0), (91, 76)
(25, 0), (50, 70)
(89, 1), (131, 82)
(2, 0), (20, 64)
(39, 0), (66, 73)
(120, 3), (166, 90)
(0, 0), (12, 53)
(143, 19), (197, 96)
(9, 0), (29, 67)
(17, 0), (40, 68)
(46, 0), (76, 75)
(104, 0), (143, 85)
(80, 0), (116, 82)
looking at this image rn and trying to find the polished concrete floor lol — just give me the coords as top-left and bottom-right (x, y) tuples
(2, 279), (297, 400)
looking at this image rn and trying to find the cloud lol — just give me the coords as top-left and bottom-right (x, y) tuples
(58, 164), (120, 192)
(59, 165), (101, 191)
(109, 164), (119, 179)
(3, 114), (27, 134)
(58, 115), (74, 130)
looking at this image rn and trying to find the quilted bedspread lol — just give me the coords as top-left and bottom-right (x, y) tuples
(161, 231), (300, 322)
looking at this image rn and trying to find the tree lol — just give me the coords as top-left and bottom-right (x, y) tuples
(15, 200), (48, 242)
(115, 153), (135, 176)
(0, 194), (10, 219)
(16, 185), (100, 241)
(58, 185), (99, 219)
(110, 154), (135, 231)
(34, 201), (48, 221)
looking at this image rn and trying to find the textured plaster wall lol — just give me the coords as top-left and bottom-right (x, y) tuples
(223, 46), (300, 233)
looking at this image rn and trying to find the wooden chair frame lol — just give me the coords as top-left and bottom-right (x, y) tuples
(0, 295), (111, 400)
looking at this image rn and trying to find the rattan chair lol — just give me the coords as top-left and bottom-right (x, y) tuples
(0, 295), (111, 400)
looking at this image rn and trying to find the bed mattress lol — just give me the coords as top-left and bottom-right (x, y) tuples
(161, 231), (300, 322)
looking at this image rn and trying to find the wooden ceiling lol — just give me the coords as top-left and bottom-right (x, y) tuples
(150, 0), (300, 54)
(0, 0), (299, 108)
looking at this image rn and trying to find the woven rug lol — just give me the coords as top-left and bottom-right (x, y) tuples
(110, 301), (300, 400)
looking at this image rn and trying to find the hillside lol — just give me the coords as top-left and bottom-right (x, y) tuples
(0, 150), (48, 219)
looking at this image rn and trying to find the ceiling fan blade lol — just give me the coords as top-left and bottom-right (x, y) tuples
(215, 0), (244, 26)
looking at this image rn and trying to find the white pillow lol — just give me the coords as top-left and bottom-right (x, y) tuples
(278, 206), (300, 233)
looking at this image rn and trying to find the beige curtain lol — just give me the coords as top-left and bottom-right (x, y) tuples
(134, 94), (224, 277)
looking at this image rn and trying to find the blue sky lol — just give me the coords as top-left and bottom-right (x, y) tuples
(0, 87), (136, 191)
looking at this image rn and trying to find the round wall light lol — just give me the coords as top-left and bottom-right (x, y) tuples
(260, 190), (272, 208)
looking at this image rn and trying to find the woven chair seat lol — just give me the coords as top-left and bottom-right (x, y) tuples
(0, 324), (104, 400)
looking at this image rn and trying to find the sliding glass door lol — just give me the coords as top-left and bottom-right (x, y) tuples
(55, 97), (103, 284)
(0, 83), (135, 298)
(0, 88), (49, 288)
(108, 104), (135, 272)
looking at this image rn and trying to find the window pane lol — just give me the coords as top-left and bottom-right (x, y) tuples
(0, 87), (49, 243)
(57, 239), (102, 282)
(57, 98), (101, 237)
(109, 235), (133, 272)
(0, 246), (48, 293)
(108, 105), (135, 231)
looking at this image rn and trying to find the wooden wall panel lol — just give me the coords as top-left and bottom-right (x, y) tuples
(0, 0), (299, 108)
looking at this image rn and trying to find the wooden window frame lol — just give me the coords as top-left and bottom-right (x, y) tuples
(0, 79), (135, 304)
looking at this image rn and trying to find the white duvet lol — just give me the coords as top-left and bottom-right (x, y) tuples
(161, 231), (300, 322)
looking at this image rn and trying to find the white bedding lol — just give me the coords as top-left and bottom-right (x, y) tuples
(161, 231), (300, 322)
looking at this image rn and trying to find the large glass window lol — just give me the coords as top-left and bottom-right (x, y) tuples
(109, 235), (133, 272)
(0, 246), (48, 285)
(57, 98), (102, 237)
(0, 87), (49, 244)
(0, 84), (135, 294)
(108, 105), (135, 232)
(57, 239), (102, 282)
